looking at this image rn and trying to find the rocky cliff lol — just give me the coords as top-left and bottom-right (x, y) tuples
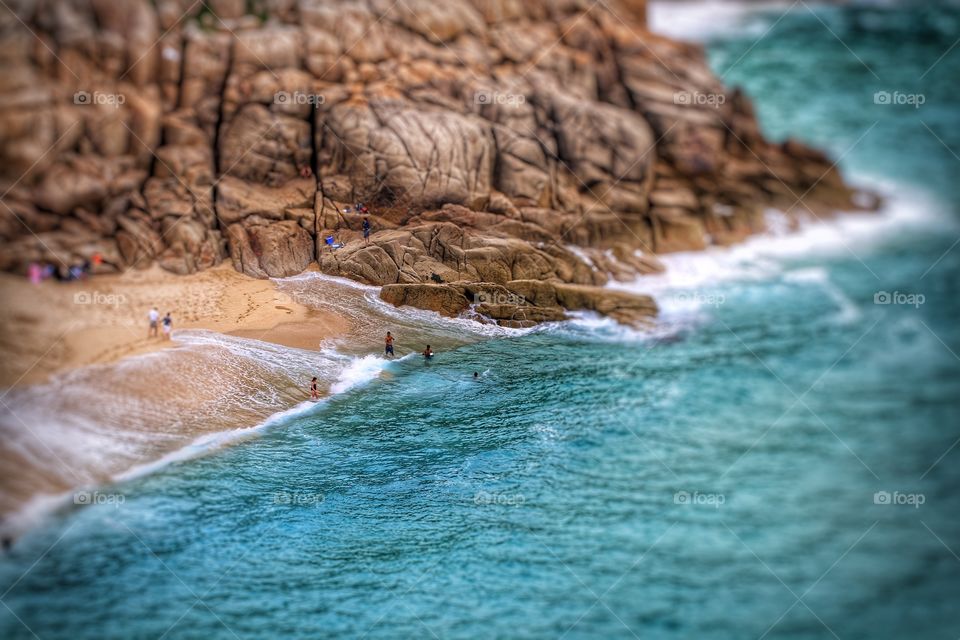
(0, 0), (863, 326)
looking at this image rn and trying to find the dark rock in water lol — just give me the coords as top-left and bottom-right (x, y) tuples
(380, 283), (472, 318)
(379, 279), (656, 328)
(0, 0), (871, 324)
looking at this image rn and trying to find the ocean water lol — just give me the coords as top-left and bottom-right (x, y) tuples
(2, 2), (960, 638)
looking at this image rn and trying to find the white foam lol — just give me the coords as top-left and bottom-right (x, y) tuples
(366, 288), (535, 339)
(550, 310), (680, 344)
(0, 335), (403, 541)
(0, 396), (327, 541)
(277, 271), (379, 291)
(565, 244), (599, 271)
(328, 353), (393, 394)
(648, 0), (796, 41)
(115, 351), (398, 480)
(613, 182), (946, 301)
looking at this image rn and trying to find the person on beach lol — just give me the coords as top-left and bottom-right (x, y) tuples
(362, 217), (371, 244)
(423, 345), (433, 359)
(161, 312), (172, 340)
(385, 331), (395, 357)
(148, 307), (159, 338)
(310, 377), (319, 400)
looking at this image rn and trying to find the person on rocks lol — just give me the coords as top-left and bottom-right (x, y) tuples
(362, 217), (371, 244)
(161, 312), (173, 340)
(385, 331), (395, 357)
(310, 377), (319, 400)
(148, 307), (160, 338)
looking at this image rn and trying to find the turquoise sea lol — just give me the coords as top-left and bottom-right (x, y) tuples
(2, 2), (959, 638)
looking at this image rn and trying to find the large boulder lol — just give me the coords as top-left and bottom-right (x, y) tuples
(380, 283), (472, 317)
(227, 220), (313, 278)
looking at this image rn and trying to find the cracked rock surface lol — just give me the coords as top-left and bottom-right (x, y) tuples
(0, 0), (864, 325)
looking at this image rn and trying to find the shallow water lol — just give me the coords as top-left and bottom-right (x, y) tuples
(2, 2), (959, 638)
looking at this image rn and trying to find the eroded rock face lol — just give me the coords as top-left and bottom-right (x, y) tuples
(378, 279), (655, 328)
(0, 0), (866, 324)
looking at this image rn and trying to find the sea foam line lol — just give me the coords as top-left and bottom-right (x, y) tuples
(2, 349), (401, 540)
(112, 349), (399, 479)
(648, 0), (798, 41)
(614, 180), (947, 299)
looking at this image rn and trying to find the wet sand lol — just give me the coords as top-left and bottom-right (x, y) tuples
(0, 263), (350, 387)
(0, 265), (495, 529)
(0, 264), (360, 527)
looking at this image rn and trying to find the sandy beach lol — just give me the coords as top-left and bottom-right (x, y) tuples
(0, 264), (351, 388)
(0, 264), (357, 522)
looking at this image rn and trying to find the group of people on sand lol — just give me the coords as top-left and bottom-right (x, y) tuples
(27, 253), (103, 284)
(147, 306), (173, 340)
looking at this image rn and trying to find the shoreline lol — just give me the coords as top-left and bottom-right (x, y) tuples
(0, 197), (924, 538)
(0, 263), (351, 388)
(1, 189), (920, 391)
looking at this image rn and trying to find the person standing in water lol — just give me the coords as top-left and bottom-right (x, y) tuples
(148, 306), (159, 338)
(385, 331), (395, 357)
(161, 312), (172, 340)
(310, 377), (319, 400)
(423, 345), (433, 359)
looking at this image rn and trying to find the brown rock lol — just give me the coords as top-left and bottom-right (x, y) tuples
(0, 0), (860, 329)
(380, 283), (471, 317)
(228, 220), (314, 278)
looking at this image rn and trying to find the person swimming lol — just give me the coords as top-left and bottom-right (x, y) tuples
(473, 371), (479, 379)
(422, 345), (434, 359)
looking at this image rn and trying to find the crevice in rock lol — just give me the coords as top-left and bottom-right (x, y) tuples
(311, 108), (321, 261)
(209, 35), (234, 242)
